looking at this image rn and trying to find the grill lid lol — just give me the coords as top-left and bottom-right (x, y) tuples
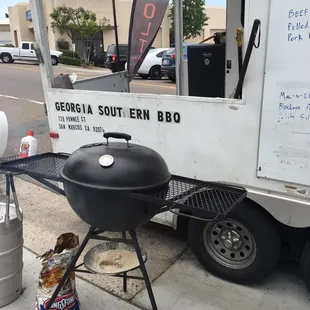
(61, 132), (171, 191)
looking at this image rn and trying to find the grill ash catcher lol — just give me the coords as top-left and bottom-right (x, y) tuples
(0, 132), (247, 310)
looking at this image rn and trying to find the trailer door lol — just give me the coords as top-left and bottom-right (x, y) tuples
(257, 0), (310, 186)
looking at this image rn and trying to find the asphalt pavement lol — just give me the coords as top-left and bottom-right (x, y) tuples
(0, 96), (51, 158)
(0, 62), (175, 101)
(0, 61), (175, 157)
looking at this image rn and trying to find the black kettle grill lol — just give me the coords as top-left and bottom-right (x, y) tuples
(61, 132), (171, 232)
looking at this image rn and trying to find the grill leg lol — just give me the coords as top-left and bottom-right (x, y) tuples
(122, 231), (128, 293)
(45, 226), (95, 310)
(129, 230), (158, 310)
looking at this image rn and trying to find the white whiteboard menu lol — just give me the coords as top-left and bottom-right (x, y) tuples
(257, 1), (310, 185)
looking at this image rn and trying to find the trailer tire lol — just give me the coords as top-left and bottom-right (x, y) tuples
(300, 240), (310, 291)
(188, 200), (281, 284)
(1, 53), (13, 63)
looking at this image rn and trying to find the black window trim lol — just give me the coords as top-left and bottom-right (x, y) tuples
(22, 43), (29, 50)
(156, 51), (166, 57)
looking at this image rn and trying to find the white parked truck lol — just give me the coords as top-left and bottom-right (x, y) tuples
(29, 0), (310, 291)
(0, 41), (62, 65)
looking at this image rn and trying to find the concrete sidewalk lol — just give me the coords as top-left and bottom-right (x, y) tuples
(5, 247), (310, 310)
(134, 249), (310, 310)
(58, 63), (111, 74)
(5, 248), (139, 310)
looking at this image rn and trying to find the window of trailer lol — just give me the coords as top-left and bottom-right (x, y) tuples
(48, 0), (257, 102)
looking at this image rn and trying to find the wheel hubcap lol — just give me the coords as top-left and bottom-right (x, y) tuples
(203, 219), (257, 269)
(152, 69), (160, 78)
(3, 56), (9, 62)
(221, 229), (242, 250)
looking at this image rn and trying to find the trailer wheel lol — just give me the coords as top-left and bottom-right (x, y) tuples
(300, 240), (310, 291)
(188, 200), (281, 284)
(1, 53), (13, 63)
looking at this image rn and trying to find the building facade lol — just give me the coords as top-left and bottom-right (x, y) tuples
(0, 18), (11, 45)
(8, 1), (226, 52)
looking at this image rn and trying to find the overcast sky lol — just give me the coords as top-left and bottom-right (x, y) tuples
(0, 0), (17, 18)
(0, 0), (226, 19)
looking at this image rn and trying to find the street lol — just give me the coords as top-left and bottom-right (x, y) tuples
(0, 61), (176, 157)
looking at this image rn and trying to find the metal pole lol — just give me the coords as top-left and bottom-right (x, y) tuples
(30, 0), (54, 89)
(174, 0), (185, 95)
(112, 0), (121, 72)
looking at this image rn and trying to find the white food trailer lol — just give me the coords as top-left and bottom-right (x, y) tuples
(30, 0), (310, 288)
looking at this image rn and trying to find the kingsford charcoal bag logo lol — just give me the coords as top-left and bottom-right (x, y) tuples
(42, 292), (80, 310)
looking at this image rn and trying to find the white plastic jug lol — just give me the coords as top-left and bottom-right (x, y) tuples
(19, 131), (37, 158)
(0, 111), (8, 158)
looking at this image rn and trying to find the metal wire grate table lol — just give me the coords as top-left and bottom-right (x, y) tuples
(0, 153), (68, 180)
(0, 153), (247, 219)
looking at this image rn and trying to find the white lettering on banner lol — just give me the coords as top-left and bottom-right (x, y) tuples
(54, 102), (181, 134)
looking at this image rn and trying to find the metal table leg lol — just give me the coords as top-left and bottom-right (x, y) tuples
(4, 174), (10, 228)
(9, 175), (22, 220)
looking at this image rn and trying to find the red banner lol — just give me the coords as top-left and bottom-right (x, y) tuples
(127, 0), (169, 81)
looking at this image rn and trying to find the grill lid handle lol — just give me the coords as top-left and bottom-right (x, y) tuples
(103, 132), (132, 146)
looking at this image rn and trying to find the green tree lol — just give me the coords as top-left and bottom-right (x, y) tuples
(169, 0), (209, 41)
(50, 5), (111, 61)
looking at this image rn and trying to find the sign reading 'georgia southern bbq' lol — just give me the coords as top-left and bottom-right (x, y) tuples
(55, 101), (181, 132)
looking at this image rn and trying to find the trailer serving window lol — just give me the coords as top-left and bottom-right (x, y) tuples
(31, 0), (260, 104)
(30, 0), (265, 127)
(184, 0), (260, 101)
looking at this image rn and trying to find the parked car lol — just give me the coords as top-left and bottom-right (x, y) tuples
(125, 48), (168, 80)
(93, 51), (106, 68)
(104, 44), (128, 72)
(0, 41), (62, 65)
(138, 48), (168, 80)
(161, 44), (189, 82)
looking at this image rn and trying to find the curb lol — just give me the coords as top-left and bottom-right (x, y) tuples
(58, 64), (111, 74)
